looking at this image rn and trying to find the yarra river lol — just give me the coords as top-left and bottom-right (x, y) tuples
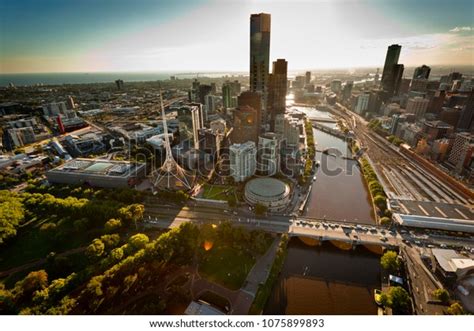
(264, 103), (381, 315)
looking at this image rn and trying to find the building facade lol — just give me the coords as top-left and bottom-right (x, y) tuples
(229, 141), (257, 182)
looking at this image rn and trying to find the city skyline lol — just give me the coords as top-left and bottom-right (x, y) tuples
(1, 0), (473, 74)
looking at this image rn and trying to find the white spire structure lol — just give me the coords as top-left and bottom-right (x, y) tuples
(151, 89), (194, 190)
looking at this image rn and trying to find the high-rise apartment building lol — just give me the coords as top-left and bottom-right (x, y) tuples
(458, 91), (474, 132)
(354, 93), (370, 114)
(237, 91), (262, 134)
(406, 97), (429, 119)
(268, 59), (288, 131)
(257, 132), (280, 176)
(448, 132), (474, 174)
(381, 44), (403, 97)
(190, 104), (203, 150)
(229, 141), (257, 182)
(250, 13), (271, 96)
(413, 65), (431, 80)
(305, 71), (311, 86)
(233, 106), (259, 144)
(342, 81), (353, 101)
(222, 84), (232, 109)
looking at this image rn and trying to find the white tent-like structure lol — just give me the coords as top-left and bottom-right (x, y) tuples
(151, 90), (195, 191)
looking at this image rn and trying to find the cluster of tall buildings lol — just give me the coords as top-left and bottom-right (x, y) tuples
(227, 13), (300, 182)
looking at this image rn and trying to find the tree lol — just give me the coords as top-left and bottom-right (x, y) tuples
(128, 233), (149, 250)
(386, 286), (411, 314)
(255, 203), (267, 216)
(433, 288), (450, 304)
(104, 218), (122, 233)
(380, 217), (391, 226)
(447, 302), (465, 315)
(0, 283), (16, 314)
(227, 195), (237, 208)
(380, 251), (400, 273)
(110, 247), (124, 261)
(20, 270), (48, 295)
(118, 204), (144, 228)
(100, 234), (120, 249)
(86, 239), (105, 258)
(374, 195), (387, 211)
(0, 191), (25, 244)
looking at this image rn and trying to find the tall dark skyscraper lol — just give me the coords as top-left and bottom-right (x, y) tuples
(305, 71), (311, 86)
(381, 44), (403, 98)
(458, 91), (474, 133)
(250, 13), (271, 97)
(413, 64), (431, 80)
(268, 59), (288, 130)
(238, 91), (262, 132)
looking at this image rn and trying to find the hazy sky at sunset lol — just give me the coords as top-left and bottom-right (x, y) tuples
(0, 0), (473, 73)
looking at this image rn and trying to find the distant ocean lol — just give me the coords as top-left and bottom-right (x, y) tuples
(0, 72), (245, 87)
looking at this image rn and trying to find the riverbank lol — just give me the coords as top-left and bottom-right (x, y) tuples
(249, 235), (288, 314)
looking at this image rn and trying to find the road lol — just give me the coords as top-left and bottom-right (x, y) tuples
(401, 245), (445, 315)
(143, 203), (474, 250)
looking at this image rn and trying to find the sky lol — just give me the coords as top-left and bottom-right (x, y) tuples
(0, 0), (473, 73)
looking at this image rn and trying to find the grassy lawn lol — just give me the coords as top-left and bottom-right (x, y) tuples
(199, 245), (255, 290)
(202, 185), (235, 201)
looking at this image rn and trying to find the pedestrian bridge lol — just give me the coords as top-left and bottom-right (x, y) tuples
(311, 121), (351, 140)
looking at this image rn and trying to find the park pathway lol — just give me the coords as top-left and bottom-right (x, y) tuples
(232, 237), (281, 314)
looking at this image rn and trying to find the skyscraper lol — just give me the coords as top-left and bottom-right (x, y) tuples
(232, 106), (259, 145)
(381, 44), (403, 97)
(250, 13), (271, 111)
(458, 91), (474, 132)
(305, 71), (311, 86)
(268, 59), (288, 131)
(222, 84), (232, 109)
(413, 64), (431, 80)
(238, 91), (262, 131)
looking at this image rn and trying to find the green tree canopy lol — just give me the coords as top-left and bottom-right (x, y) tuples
(382, 286), (411, 314)
(447, 302), (465, 315)
(104, 218), (122, 233)
(432, 288), (450, 304)
(86, 239), (105, 258)
(255, 203), (267, 216)
(128, 233), (149, 250)
(380, 251), (401, 273)
(20, 270), (49, 295)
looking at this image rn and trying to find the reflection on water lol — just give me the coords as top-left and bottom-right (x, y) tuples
(292, 106), (375, 223)
(264, 238), (382, 315)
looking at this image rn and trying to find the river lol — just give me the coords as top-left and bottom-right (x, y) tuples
(292, 105), (375, 224)
(266, 100), (380, 315)
(264, 238), (382, 315)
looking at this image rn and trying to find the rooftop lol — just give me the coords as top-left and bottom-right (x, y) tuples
(393, 213), (474, 233)
(184, 301), (225, 315)
(245, 177), (290, 198)
(49, 158), (144, 177)
(432, 249), (474, 273)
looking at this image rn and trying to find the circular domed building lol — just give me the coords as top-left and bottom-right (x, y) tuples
(244, 178), (291, 212)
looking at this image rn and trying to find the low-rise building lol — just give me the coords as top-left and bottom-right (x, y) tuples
(46, 158), (146, 188)
(244, 177), (290, 212)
